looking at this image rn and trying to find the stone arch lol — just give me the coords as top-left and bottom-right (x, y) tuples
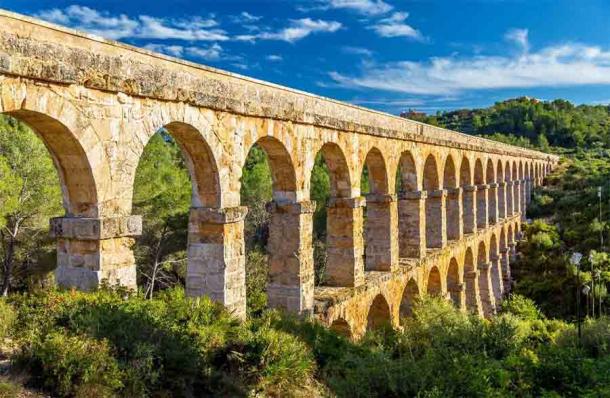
(397, 151), (419, 192)
(362, 147), (389, 195)
(362, 147), (393, 272)
(460, 156), (476, 234)
(247, 135), (298, 201)
(497, 159), (506, 218)
(158, 122), (222, 208)
(474, 159), (487, 228)
(330, 318), (352, 339)
(399, 278), (420, 320)
(427, 266), (442, 296)
(444, 155), (460, 240)
(423, 154), (443, 248)
(316, 142), (352, 198)
(463, 247), (480, 313)
(367, 293), (392, 330)
(447, 257), (461, 308)
(485, 159), (497, 224)
(489, 234), (502, 303)
(507, 223), (514, 245)
(423, 154), (440, 191)
(477, 240), (494, 316)
(4, 110), (99, 217)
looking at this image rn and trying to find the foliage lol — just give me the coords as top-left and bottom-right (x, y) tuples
(0, 299), (14, 340)
(405, 97), (610, 149)
(133, 130), (191, 298)
(0, 116), (62, 296)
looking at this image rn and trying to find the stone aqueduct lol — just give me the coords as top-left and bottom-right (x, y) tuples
(0, 11), (558, 338)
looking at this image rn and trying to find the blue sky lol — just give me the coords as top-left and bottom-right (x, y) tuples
(3, 0), (610, 114)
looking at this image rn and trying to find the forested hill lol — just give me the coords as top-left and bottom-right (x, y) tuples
(402, 97), (610, 149)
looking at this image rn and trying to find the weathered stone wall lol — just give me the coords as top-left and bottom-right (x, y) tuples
(0, 10), (558, 326)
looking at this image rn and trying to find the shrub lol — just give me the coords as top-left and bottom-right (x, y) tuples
(500, 294), (542, 320)
(0, 299), (14, 340)
(21, 331), (123, 397)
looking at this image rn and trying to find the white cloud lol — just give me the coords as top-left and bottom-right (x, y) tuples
(266, 55), (283, 62)
(505, 28), (529, 52)
(370, 12), (423, 40)
(329, 32), (610, 95)
(236, 18), (342, 43)
(230, 12), (262, 23)
(144, 43), (226, 61)
(342, 46), (373, 56)
(36, 5), (228, 41)
(321, 0), (393, 15)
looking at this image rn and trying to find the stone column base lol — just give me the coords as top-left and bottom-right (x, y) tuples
(398, 191), (427, 258)
(365, 194), (398, 272)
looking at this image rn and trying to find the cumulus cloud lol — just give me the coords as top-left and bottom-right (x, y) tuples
(319, 0), (393, 15)
(329, 31), (610, 95)
(342, 46), (374, 56)
(36, 5), (227, 41)
(230, 11), (262, 23)
(370, 12), (423, 40)
(505, 28), (529, 52)
(236, 18), (342, 43)
(266, 55), (283, 62)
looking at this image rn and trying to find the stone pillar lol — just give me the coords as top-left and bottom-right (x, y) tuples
(51, 216), (142, 291)
(526, 179), (533, 205)
(500, 248), (511, 293)
(521, 180), (528, 221)
(506, 181), (515, 216)
(508, 242), (517, 262)
(365, 194), (398, 272)
(325, 197), (365, 287)
(448, 282), (465, 310)
(488, 183), (499, 224)
(446, 187), (463, 241)
(426, 189), (447, 249)
(398, 191), (427, 259)
(187, 207), (248, 320)
(497, 182), (507, 219)
(476, 184), (489, 229)
(514, 180), (522, 217)
(478, 262), (496, 317)
(464, 270), (483, 316)
(462, 185), (477, 234)
(266, 200), (315, 314)
(490, 255), (504, 302)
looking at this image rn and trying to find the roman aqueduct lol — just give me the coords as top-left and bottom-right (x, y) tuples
(0, 10), (558, 338)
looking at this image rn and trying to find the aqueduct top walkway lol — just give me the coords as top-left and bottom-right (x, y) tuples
(0, 10), (558, 334)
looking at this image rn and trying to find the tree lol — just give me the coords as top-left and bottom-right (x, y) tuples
(0, 116), (62, 296)
(132, 131), (191, 299)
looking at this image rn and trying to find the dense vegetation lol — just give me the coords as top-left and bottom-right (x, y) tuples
(0, 94), (610, 396)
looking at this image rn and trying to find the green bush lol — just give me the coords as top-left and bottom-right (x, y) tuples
(23, 331), (123, 397)
(0, 299), (14, 340)
(500, 294), (542, 320)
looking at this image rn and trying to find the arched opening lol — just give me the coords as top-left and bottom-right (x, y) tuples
(133, 123), (220, 300)
(505, 161), (513, 215)
(486, 159), (497, 224)
(460, 157), (476, 234)
(447, 258), (461, 308)
(423, 155), (443, 249)
(512, 162), (519, 215)
(477, 240), (494, 316)
(474, 159), (487, 228)
(0, 112), (75, 295)
(497, 160), (506, 219)
(489, 234), (502, 303)
(518, 162), (525, 217)
(361, 148), (392, 272)
(367, 294), (392, 330)
(330, 318), (352, 339)
(499, 229), (509, 292)
(396, 151), (422, 258)
(399, 278), (420, 321)
(444, 155), (460, 241)
(463, 248), (480, 314)
(241, 136), (306, 313)
(427, 266), (442, 296)
(311, 143), (360, 287)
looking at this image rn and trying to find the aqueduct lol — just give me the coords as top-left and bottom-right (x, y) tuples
(0, 10), (558, 337)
